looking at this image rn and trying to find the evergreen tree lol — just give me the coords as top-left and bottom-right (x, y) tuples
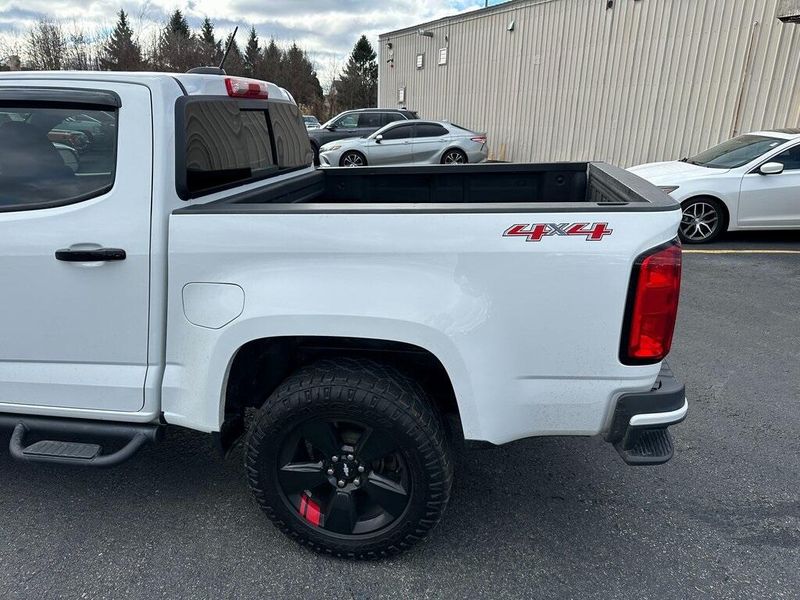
(220, 32), (245, 76)
(199, 17), (222, 65)
(282, 43), (324, 112)
(157, 9), (200, 72)
(167, 10), (191, 38)
(100, 10), (143, 71)
(261, 38), (284, 83)
(337, 35), (378, 110)
(243, 26), (261, 78)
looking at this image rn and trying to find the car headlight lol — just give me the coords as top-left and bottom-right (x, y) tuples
(321, 144), (342, 152)
(658, 186), (679, 194)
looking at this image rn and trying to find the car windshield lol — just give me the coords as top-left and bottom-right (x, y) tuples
(685, 134), (784, 169)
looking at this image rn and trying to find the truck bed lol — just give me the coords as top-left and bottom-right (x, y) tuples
(175, 162), (677, 214)
(167, 161), (681, 442)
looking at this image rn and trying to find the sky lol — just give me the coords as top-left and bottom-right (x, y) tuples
(0, 0), (505, 85)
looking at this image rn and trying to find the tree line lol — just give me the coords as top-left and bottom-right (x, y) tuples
(1, 9), (379, 120)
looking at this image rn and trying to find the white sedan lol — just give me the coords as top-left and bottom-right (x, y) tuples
(629, 128), (800, 243)
(318, 120), (488, 168)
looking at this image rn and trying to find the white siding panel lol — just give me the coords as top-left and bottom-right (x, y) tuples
(379, 0), (800, 166)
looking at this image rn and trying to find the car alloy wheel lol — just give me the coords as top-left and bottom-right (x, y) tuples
(680, 200), (721, 243)
(276, 418), (411, 536)
(442, 150), (466, 164)
(341, 152), (365, 167)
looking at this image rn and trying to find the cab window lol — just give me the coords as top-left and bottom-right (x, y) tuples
(0, 105), (118, 211)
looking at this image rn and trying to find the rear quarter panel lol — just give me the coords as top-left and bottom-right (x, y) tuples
(164, 206), (680, 444)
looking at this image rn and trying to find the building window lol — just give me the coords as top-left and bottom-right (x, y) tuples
(398, 87), (406, 104)
(416, 53), (424, 69)
(438, 47), (448, 65)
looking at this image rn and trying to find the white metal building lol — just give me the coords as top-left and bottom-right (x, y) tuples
(378, 0), (800, 166)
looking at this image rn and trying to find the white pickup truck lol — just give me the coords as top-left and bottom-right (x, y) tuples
(0, 71), (687, 559)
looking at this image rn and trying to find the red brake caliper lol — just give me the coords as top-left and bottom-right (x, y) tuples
(299, 493), (321, 526)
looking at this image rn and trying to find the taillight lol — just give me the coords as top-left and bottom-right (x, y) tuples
(225, 77), (269, 99)
(471, 135), (487, 144)
(620, 240), (682, 364)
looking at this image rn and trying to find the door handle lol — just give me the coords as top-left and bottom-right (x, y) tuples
(55, 248), (127, 262)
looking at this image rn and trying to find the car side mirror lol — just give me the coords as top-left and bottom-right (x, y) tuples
(326, 125), (337, 131)
(760, 162), (784, 175)
(375, 134), (383, 144)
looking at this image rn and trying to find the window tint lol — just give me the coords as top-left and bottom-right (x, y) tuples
(358, 112), (383, 128)
(415, 123), (448, 138)
(380, 124), (415, 140)
(0, 106), (117, 210)
(269, 101), (313, 169)
(383, 113), (406, 125)
(334, 113), (359, 129)
(772, 144), (800, 171)
(184, 101), (276, 195)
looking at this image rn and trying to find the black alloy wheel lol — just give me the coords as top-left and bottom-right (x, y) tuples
(276, 418), (411, 536)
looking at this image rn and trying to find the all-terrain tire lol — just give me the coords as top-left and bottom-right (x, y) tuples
(244, 358), (453, 559)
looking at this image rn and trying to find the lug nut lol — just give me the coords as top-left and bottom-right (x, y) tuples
(357, 465), (365, 473)
(327, 468), (334, 475)
(347, 454), (354, 461)
(332, 456), (339, 462)
(353, 478), (361, 486)
(337, 480), (346, 488)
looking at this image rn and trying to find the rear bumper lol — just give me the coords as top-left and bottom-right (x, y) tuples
(606, 361), (687, 465)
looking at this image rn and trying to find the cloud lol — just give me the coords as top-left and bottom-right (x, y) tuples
(0, 0), (496, 82)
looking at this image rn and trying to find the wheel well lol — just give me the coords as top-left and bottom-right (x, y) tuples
(682, 195), (730, 229)
(221, 336), (461, 451)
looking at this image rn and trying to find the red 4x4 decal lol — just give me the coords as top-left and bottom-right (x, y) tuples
(503, 222), (613, 242)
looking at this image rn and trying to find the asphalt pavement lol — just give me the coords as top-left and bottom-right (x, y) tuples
(0, 231), (798, 600)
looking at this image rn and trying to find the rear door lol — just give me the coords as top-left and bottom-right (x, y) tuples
(367, 122), (415, 165)
(738, 143), (800, 227)
(0, 82), (152, 413)
(412, 123), (450, 164)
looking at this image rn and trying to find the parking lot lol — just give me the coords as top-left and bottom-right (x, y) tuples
(0, 232), (798, 600)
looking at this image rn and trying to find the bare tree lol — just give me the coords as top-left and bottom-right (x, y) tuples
(0, 32), (25, 70)
(65, 23), (102, 70)
(27, 19), (67, 70)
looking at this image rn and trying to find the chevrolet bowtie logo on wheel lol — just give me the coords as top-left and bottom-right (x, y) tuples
(503, 222), (614, 242)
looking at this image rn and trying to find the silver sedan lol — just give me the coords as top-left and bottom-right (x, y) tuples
(319, 120), (488, 167)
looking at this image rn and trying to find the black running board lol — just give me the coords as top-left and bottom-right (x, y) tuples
(0, 414), (162, 467)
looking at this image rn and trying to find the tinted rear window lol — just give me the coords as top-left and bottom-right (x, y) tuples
(358, 113), (383, 128)
(181, 99), (311, 198)
(0, 105), (117, 210)
(415, 123), (448, 137)
(270, 101), (313, 169)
